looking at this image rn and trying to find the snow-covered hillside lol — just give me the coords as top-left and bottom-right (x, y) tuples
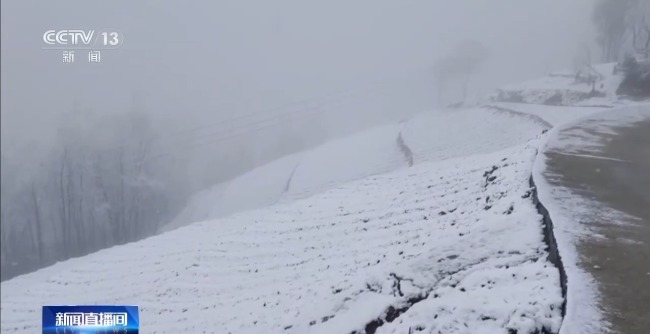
(493, 63), (623, 107)
(486, 104), (606, 127)
(167, 73), (624, 234)
(1, 141), (563, 334)
(162, 154), (303, 232)
(163, 108), (551, 232)
(284, 124), (406, 200)
(2, 62), (639, 334)
(401, 107), (547, 163)
(161, 125), (407, 232)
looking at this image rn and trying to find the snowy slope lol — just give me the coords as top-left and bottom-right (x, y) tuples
(10, 64), (635, 333)
(161, 153), (302, 232)
(543, 106), (650, 155)
(161, 183), (229, 232)
(161, 125), (407, 232)
(284, 124), (406, 200)
(487, 103), (608, 127)
(498, 64), (618, 95)
(166, 83), (608, 235)
(1, 141), (563, 334)
(164, 107), (549, 233)
(493, 63), (623, 107)
(401, 107), (548, 164)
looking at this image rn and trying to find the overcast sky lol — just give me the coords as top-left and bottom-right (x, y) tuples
(1, 0), (597, 165)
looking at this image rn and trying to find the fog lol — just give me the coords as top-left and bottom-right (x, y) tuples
(2, 0), (596, 153)
(1, 0), (598, 279)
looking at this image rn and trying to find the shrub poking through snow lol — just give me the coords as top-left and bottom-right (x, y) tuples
(616, 56), (650, 99)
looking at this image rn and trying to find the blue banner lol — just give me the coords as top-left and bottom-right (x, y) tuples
(42, 305), (139, 334)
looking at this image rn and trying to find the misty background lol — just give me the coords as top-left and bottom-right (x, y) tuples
(1, 0), (604, 280)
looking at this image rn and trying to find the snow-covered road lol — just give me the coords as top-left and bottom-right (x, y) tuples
(532, 106), (650, 334)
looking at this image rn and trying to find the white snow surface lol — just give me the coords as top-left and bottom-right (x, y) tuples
(1, 142), (563, 334)
(284, 124), (406, 200)
(162, 125), (406, 232)
(401, 108), (548, 164)
(488, 103), (607, 127)
(161, 153), (303, 232)
(543, 106), (650, 156)
(494, 63), (624, 107)
(499, 64), (619, 96)
(163, 107), (550, 233)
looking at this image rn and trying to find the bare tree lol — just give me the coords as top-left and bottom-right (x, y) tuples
(434, 40), (488, 104)
(58, 147), (71, 257)
(29, 184), (45, 263)
(593, 0), (636, 62)
(1, 95), (185, 281)
(0, 204), (9, 269)
(0, 154), (10, 268)
(631, 14), (650, 58)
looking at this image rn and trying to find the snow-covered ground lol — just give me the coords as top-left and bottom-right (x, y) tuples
(167, 77), (620, 235)
(163, 108), (551, 233)
(284, 124), (406, 200)
(487, 103), (607, 128)
(161, 153), (303, 232)
(161, 125), (407, 233)
(2, 97), (570, 334)
(1, 140), (563, 334)
(401, 107), (547, 163)
(542, 107), (650, 155)
(493, 63), (623, 107)
(3, 62), (640, 333)
(498, 63), (618, 96)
